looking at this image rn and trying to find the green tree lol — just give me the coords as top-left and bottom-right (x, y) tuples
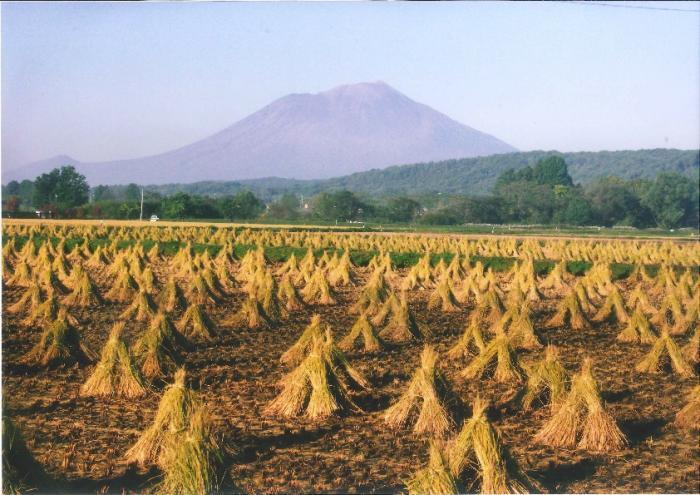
(124, 183), (141, 202)
(220, 191), (265, 220)
(462, 197), (502, 224)
(586, 177), (647, 227)
(494, 167), (533, 193)
(641, 172), (699, 229)
(92, 185), (115, 201)
(532, 156), (574, 187)
(161, 192), (192, 219)
(558, 194), (594, 225)
(313, 190), (365, 221)
(54, 166), (90, 209)
(268, 193), (300, 220)
(419, 209), (461, 225)
(386, 197), (421, 222)
(18, 180), (34, 205)
(497, 181), (555, 224)
(32, 166), (89, 211)
(33, 169), (59, 208)
(5, 180), (20, 196)
(119, 202), (139, 220)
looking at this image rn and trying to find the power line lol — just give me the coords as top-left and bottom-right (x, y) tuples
(561, 1), (700, 13)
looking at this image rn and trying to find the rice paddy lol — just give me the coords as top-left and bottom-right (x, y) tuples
(2, 221), (699, 493)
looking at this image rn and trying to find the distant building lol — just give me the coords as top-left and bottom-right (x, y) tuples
(35, 210), (52, 219)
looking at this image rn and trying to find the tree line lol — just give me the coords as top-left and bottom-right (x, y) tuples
(2, 156), (698, 229)
(421, 156), (699, 229)
(128, 148), (699, 200)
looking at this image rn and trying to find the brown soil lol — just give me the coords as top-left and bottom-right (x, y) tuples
(3, 265), (699, 494)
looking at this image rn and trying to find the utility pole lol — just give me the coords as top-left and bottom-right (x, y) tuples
(139, 187), (144, 221)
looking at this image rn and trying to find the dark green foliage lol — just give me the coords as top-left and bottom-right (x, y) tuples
(326, 149), (696, 197)
(585, 177), (651, 227)
(495, 156), (573, 191)
(641, 172), (700, 229)
(111, 149), (697, 200)
(92, 185), (115, 201)
(161, 193), (220, 220)
(495, 158), (590, 225)
(533, 156), (574, 187)
(6, 179), (36, 210)
(7, 150), (698, 229)
(470, 256), (516, 272)
(462, 196), (503, 224)
(267, 193), (301, 220)
(556, 192), (595, 226)
(566, 261), (592, 277)
(124, 183), (141, 202)
(497, 181), (556, 224)
(4, 180), (20, 196)
(386, 197), (422, 222)
(32, 166), (89, 211)
(419, 208), (463, 225)
(533, 260), (554, 276)
(314, 190), (367, 221)
(219, 190), (265, 220)
(610, 263), (634, 280)
(348, 250), (376, 267)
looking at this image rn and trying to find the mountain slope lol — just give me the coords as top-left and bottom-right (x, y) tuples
(3, 81), (516, 184)
(142, 149), (700, 201)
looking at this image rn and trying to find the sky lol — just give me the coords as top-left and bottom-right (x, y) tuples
(2, 1), (699, 169)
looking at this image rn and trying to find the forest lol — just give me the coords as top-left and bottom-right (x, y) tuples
(117, 148), (699, 200)
(2, 154), (699, 230)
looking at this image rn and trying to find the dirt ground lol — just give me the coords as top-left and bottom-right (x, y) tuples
(2, 262), (699, 494)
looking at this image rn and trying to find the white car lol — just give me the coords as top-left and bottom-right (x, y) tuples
(150, 215), (159, 222)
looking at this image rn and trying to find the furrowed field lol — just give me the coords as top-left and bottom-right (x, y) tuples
(2, 221), (699, 494)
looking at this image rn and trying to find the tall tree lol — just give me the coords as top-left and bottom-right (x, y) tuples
(220, 191), (265, 220)
(160, 192), (192, 219)
(54, 166), (90, 208)
(386, 197), (421, 222)
(586, 177), (649, 227)
(461, 196), (502, 224)
(497, 181), (555, 224)
(32, 169), (60, 208)
(92, 185), (115, 201)
(641, 173), (699, 229)
(19, 180), (35, 205)
(5, 180), (20, 196)
(532, 156), (574, 187)
(268, 193), (300, 220)
(314, 190), (366, 221)
(124, 183), (141, 202)
(32, 166), (89, 210)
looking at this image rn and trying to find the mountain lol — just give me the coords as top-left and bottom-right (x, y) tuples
(3, 81), (516, 184)
(142, 149), (700, 201)
(3, 155), (82, 182)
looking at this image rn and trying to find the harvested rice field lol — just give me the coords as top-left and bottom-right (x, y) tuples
(2, 222), (699, 494)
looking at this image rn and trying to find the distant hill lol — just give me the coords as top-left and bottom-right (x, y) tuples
(3, 81), (515, 184)
(143, 149), (699, 201)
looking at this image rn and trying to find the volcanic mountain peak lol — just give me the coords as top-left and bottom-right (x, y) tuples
(4, 82), (516, 185)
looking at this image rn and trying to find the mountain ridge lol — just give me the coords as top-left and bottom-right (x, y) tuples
(136, 148), (700, 201)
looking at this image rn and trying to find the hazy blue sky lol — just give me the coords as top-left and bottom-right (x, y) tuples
(2, 1), (699, 168)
